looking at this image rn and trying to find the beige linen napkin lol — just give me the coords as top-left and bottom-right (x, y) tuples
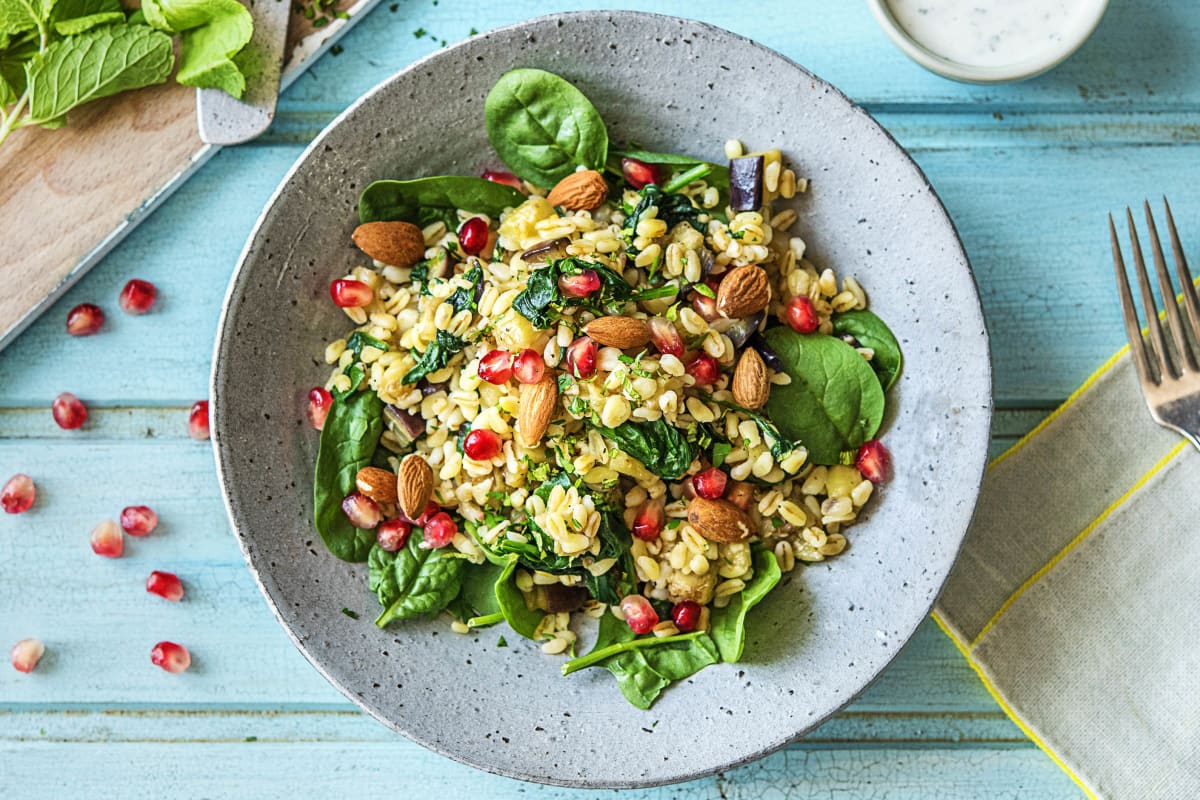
(934, 346), (1200, 800)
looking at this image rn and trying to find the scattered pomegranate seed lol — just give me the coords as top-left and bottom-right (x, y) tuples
(10, 638), (45, 673)
(188, 400), (210, 441)
(413, 500), (441, 526)
(150, 641), (191, 674)
(692, 291), (721, 322)
(146, 571), (184, 602)
(376, 519), (412, 552)
(307, 387), (333, 430)
(564, 336), (597, 379)
(329, 279), (373, 308)
(856, 440), (891, 484)
(685, 353), (719, 386)
(558, 269), (601, 298)
(66, 303), (104, 336)
(342, 492), (381, 529)
(621, 157), (663, 189)
(482, 169), (523, 190)
(421, 512), (457, 548)
(458, 217), (489, 256)
(118, 279), (157, 314)
(478, 349), (515, 384)
(463, 429), (502, 461)
(671, 600), (701, 633)
(692, 467), (728, 500)
(120, 505), (158, 536)
(786, 295), (820, 334)
(512, 349), (546, 384)
(647, 317), (684, 357)
(2, 474), (35, 514)
(51, 392), (88, 430)
(620, 594), (659, 635)
(725, 480), (755, 511)
(631, 497), (665, 541)
(90, 519), (124, 558)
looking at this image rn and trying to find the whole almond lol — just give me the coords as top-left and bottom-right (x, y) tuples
(546, 170), (608, 211)
(355, 466), (399, 505)
(716, 265), (770, 319)
(352, 221), (425, 268)
(396, 454), (434, 519)
(732, 348), (770, 409)
(583, 316), (651, 350)
(518, 375), (558, 447)
(687, 497), (756, 543)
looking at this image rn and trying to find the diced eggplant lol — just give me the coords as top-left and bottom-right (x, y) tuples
(712, 310), (765, 349)
(749, 332), (783, 372)
(383, 404), (425, 446)
(424, 246), (455, 280)
(520, 237), (570, 265)
(729, 155), (764, 212)
(536, 584), (589, 613)
(417, 379), (446, 396)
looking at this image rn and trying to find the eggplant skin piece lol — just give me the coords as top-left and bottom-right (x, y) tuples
(729, 155), (764, 212)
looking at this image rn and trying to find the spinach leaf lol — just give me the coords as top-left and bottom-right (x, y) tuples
(447, 263), (483, 314)
(494, 555), (542, 639)
(762, 327), (885, 465)
(313, 391), (384, 562)
(358, 176), (525, 225)
(484, 68), (608, 188)
(373, 529), (467, 627)
(511, 263), (560, 329)
(458, 560), (505, 619)
(709, 397), (795, 460)
(832, 309), (903, 391)
(368, 543), (401, 609)
(594, 418), (696, 480)
(621, 184), (702, 253)
(710, 548), (782, 662)
(512, 257), (632, 329)
(402, 329), (467, 385)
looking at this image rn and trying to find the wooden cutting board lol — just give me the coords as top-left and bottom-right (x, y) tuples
(0, 0), (381, 350)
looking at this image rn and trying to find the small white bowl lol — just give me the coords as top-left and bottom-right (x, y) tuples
(868, 0), (1109, 84)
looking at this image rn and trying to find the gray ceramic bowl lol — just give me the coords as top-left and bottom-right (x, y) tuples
(212, 11), (992, 789)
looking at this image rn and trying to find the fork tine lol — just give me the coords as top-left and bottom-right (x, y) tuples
(1163, 196), (1200, 366)
(1111, 213), (1157, 387)
(1143, 201), (1196, 373)
(1127, 207), (1174, 380)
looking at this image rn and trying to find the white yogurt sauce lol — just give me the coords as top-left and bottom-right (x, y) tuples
(886, 0), (1089, 68)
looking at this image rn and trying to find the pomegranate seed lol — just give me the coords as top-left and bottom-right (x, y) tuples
(2, 474), (36, 514)
(413, 500), (441, 526)
(647, 317), (684, 357)
(619, 594), (659, 635)
(150, 641), (191, 674)
(621, 157), (663, 190)
(458, 217), (489, 256)
(564, 336), (597, 379)
(685, 353), (720, 386)
(51, 392), (88, 430)
(118, 279), (157, 314)
(558, 269), (601, 298)
(307, 387), (333, 431)
(725, 480), (755, 511)
(66, 303), (104, 336)
(421, 512), (457, 548)
(146, 571), (184, 602)
(376, 519), (412, 552)
(188, 400), (210, 441)
(856, 440), (891, 484)
(342, 492), (381, 529)
(692, 467), (728, 500)
(10, 638), (45, 673)
(671, 600), (702, 633)
(329, 279), (373, 308)
(631, 497), (665, 541)
(120, 505), (158, 536)
(463, 429), (502, 461)
(90, 519), (124, 558)
(478, 349), (515, 384)
(482, 169), (523, 190)
(692, 291), (721, 322)
(512, 349), (546, 384)
(786, 295), (820, 334)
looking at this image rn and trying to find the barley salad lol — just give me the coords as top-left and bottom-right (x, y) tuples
(308, 68), (902, 709)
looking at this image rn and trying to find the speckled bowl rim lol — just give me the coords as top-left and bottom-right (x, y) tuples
(868, 0), (1109, 84)
(211, 10), (993, 788)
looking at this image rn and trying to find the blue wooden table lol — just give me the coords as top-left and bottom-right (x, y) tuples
(3, 1), (1191, 796)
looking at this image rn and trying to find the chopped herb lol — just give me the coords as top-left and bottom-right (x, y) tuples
(567, 397), (591, 416)
(245, 736), (258, 742)
(631, 284), (679, 302)
(730, 229), (745, 240)
(694, 283), (716, 299)
(341, 608), (359, 619)
(469, 27), (478, 35)
(711, 441), (733, 468)
(330, 44), (344, 55)
(313, 16), (328, 27)
(413, 27), (426, 37)
(666, 518), (683, 530)
(447, 263), (483, 313)
(497, 635), (508, 647)
(557, 373), (575, 393)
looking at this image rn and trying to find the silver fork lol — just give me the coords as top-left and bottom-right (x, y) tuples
(1109, 198), (1200, 449)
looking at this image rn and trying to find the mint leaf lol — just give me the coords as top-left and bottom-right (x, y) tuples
(50, 0), (121, 33)
(0, 33), (36, 104)
(54, 10), (122, 33)
(0, 0), (53, 36)
(142, 0), (251, 98)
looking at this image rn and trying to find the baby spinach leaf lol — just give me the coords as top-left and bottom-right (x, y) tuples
(512, 257), (631, 329)
(313, 390), (384, 562)
(494, 555), (542, 639)
(762, 327), (885, 465)
(832, 309), (903, 391)
(511, 263), (559, 328)
(709, 548), (781, 663)
(484, 68), (608, 188)
(142, 0), (252, 97)
(621, 184), (702, 253)
(594, 418), (696, 480)
(458, 560), (505, 619)
(358, 176), (526, 225)
(447, 263), (483, 314)
(368, 543), (401, 609)
(402, 329), (467, 385)
(374, 529), (467, 627)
